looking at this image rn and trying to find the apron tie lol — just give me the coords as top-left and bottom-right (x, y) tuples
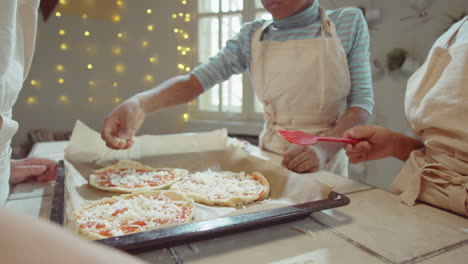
(400, 148), (468, 215)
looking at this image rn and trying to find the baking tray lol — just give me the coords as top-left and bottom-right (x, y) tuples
(50, 160), (350, 253)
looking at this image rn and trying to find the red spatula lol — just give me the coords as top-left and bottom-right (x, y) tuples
(278, 129), (362, 145)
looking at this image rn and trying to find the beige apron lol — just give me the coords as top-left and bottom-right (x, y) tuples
(250, 8), (351, 176)
(392, 17), (468, 216)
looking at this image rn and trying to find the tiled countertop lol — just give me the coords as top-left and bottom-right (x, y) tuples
(6, 141), (468, 264)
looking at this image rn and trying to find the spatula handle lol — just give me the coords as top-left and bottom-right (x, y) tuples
(317, 136), (362, 145)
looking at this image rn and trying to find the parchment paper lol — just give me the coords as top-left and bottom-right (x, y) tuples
(63, 120), (333, 234)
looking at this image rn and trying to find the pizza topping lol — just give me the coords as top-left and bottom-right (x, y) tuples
(94, 169), (175, 188)
(76, 193), (192, 238)
(174, 170), (268, 202)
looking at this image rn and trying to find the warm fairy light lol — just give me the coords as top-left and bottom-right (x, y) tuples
(30, 80), (38, 86)
(59, 0), (67, 4)
(84, 31), (90, 36)
(149, 57), (158, 64)
(142, 40), (149, 47)
(146, 9), (152, 14)
(112, 14), (121, 23)
(60, 43), (69, 50)
(183, 33), (189, 39)
(183, 113), (189, 122)
(56, 64), (64, 72)
(58, 29), (66, 35)
(87, 64), (93, 69)
(88, 97), (94, 102)
(184, 17), (191, 22)
(112, 46), (122, 55)
(82, 14), (88, 19)
(177, 46), (182, 50)
(145, 74), (154, 83)
(185, 67), (191, 72)
(89, 81), (95, 86)
(59, 95), (70, 104)
(178, 13), (183, 17)
(117, 33), (123, 38)
(181, 51), (187, 55)
(174, 28), (179, 33)
(113, 82), (119, 87)
(56, 11), (62, 17)
(115, 64), (125, 73)
(58, 78), (64, 84)
(116, 0), (124, 8)
(114, 97), (121, 103)
(177, 64), (185, 70)
(27, 97), (37, 104)
(147, 25), (154, 31)
(172, 14), (177, 19)
(182, 0), (187, 4)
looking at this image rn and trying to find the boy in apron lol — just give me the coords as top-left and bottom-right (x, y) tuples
(101, 0), (374, 176)
(343, 17), (468, 216)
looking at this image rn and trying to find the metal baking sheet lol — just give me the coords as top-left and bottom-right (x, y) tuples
(50, 160), (350, 253)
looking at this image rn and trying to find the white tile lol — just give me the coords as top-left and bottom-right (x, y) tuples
(173, 218), (387, 264)
(312, 189), (468, 263)
(9, 181), (55, 200)
(28, 141), (69, 156)
(420, 244), (468, 264)
(5, 196), (53, 219)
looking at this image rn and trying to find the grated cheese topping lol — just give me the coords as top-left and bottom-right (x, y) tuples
(173, 170), (268, 201)
(94, 169), (175, 188)
(75, 193), (192, 238)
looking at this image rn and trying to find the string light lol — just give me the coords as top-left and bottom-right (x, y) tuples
(55, 11), (62, 17)
(89, 81), (95, 86)
(113, 82), (119, 87)
(149, 56), (158, 64)
(117, 32), (123, 38)
(114, 97), (121, 103)
(59, 95), (70, 104)
(30, 80), (38, 86)
(84, 31), (90, 36)
(87, 64), (93, 70)
(27, 97), (38, 104)
(183, 113), (189, 122)
(58, 78), (65, 84)
(56, 64), (64, 72)
(115, 64), (125, 74)
(58, 29), (66, 35)
(60, 43), (69, 51)
(116, 0), (124, 8)
(142, 41), (149, 47)
(147, 24), (154, 31)
(59, 0), (67, 5)
(88, 97), (94, 103)
(145, 74), (154, 83)
(146, 9), (152, 14)
(82, 14), (88, 19)
(112, 14), (121, 23)
(112, 46), (122, 56)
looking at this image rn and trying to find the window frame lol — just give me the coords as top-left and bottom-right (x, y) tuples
(191, 0), (267, 123)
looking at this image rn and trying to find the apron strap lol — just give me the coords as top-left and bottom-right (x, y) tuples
(443, 16), (467, 48)
(319, 7), (336, 38)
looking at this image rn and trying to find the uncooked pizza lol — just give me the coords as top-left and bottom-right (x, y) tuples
(170, 170), (270, 207)
(73, 190), (195, 240)
(89, 160), (188, 193)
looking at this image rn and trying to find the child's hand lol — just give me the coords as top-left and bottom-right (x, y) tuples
(281, 144), (327, 173)
(10, 157), (57, 184)
(343, 125), (395, 164)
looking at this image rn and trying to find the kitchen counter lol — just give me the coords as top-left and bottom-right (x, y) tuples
(6, 141), (468, 264)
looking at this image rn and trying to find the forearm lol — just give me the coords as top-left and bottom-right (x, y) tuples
(135, 74), (203, 114)
(320, 107), (371, 158)
(390, 132), (424, 161)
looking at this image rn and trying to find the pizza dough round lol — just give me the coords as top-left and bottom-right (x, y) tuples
(170, 170), (270, 207)
(73, 190), (195, 240)
(89, 160), (188, 193)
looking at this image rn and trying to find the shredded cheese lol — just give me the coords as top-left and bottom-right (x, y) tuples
(75, 193), (192, 238)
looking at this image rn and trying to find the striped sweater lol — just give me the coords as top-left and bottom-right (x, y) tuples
(192, 0), (374, 114)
